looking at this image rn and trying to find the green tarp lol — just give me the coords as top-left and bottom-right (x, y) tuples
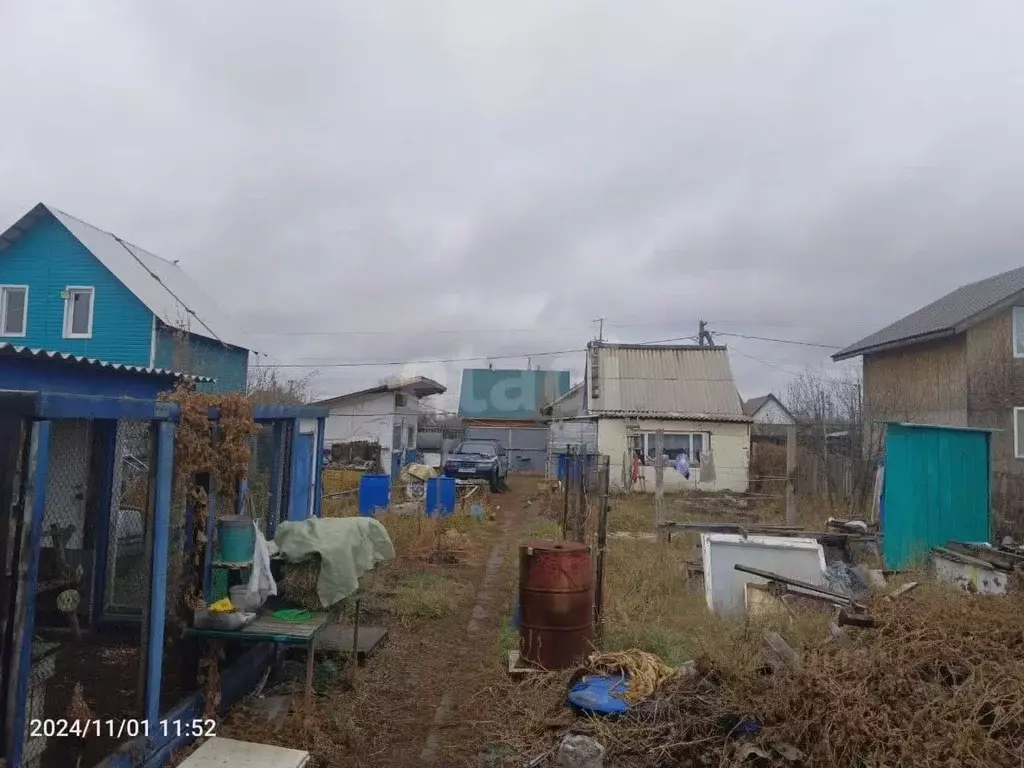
(274, 517), (395, 607)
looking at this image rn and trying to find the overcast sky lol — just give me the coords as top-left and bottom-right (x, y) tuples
(2, 1), (1023, 408)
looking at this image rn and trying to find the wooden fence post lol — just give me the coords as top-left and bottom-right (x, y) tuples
(786, 424), (797, 526)
(654, 429), (665, 537)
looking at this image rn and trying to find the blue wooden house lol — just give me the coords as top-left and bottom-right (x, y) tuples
(0, 204), (252, 392)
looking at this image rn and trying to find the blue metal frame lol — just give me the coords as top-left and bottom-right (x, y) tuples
(8, 420), (52, 768)
(90, 420), (119, 626)
(37, 392), (178, 421)
(0, 390), (180, 421)
(313, 417), (325, 518)
(267, 421), (284, 535)
(144, 422), (175, 728)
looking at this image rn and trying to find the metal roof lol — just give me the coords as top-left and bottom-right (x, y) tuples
(0, 342), (215, 381)
(833, 265), (1024, 360)
(587, 343), (749, 422)
(0, 204), (252, 351)
(314, 375), (447, 406)
(741, 393), (794, 421)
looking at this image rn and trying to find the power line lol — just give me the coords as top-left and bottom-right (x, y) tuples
(245, 318), (851, 339)
(728, 344), (799, 375)
(713, 331), (842, 349)
(255, 327), (846, 371)
(252, 334), (699, 369)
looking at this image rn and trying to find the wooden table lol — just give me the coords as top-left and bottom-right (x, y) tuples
(185, 612), (331, 713)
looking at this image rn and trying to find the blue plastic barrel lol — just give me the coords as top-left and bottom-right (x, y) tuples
(425, 476), (456, 517)
(358, 474), (391, 516)
(217, 516), (255, 563)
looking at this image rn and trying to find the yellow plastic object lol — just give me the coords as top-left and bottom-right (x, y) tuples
(208, 597), (235, 614)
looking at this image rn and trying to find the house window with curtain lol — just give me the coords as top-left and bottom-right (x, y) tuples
(640, 432), (706, 465)
(0, 286), (28, 336)
(63, 286), (94, 338)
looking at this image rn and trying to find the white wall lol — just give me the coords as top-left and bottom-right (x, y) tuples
(394, 395), (428, 453)
(752, 398), (795, 425)
(323, 391), (436, 471)
(598, 417), (750, 492)
(324, 392), (396, 467)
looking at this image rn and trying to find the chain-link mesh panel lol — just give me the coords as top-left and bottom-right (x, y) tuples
(28, 418), (150, 768)
(246, 424), (274, 532)
(105, 420), (152, 614)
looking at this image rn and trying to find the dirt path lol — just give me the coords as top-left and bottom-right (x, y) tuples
(253, 480), (535, 768)
(418, 490), (530, 764)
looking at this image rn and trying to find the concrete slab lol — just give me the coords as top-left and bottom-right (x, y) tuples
(177, 737), (309, 768)
(317, 624), (389, 660)
(250, 695), (292, 725)
(507, 650), (543, 676)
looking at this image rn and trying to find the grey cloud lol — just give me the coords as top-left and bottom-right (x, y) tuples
(2, 0), (1024, 403)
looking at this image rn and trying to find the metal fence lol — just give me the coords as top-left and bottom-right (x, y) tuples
(24, 417), (157, 768)
(558, 450), (612, 629)
(106, 420), (152, 615)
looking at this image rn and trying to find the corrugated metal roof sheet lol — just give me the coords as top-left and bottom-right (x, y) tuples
(0, 342), (215, 381)
(588, 344), (748, 422)
(314, 375), (446, 406)
(0, 204), (252, 351)
(833, 265), (1024, 360)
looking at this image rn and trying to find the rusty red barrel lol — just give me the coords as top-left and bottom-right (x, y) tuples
(519, 539), (593, 669)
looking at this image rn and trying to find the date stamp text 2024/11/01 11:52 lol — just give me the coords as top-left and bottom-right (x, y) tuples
(29, 718), (218, 740)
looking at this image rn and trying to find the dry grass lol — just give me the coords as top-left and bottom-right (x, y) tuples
(480, 532), (1024, 768)
(731, 584), (1024, 767)
(392, 571), (469, 621)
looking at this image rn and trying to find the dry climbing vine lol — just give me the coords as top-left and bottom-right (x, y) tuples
(159, 383), (261, 720)
(160, 384), (260, 616)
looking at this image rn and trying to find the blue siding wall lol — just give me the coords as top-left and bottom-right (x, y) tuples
(153, 324), (249, 393)
(0, 215), (153, 364)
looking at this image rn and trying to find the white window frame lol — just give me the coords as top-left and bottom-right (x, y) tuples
(1015, 408), (1024, 459)
(635, 431), (708, 466)
(0, 285), (29, 337)
(62, 286), (95, 339)
(1013, 307), (1024, 358)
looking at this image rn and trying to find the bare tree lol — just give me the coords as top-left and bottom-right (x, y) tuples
(247, 366), (317, 405)
(785, 368), (869, 509)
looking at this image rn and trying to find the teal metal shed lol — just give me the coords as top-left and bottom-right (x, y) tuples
(882, 422), (992, 568)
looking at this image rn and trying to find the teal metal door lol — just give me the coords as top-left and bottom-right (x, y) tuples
(883, 423), (990, 568)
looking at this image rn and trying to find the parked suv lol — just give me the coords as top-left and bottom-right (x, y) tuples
(443, 439), (509, 492)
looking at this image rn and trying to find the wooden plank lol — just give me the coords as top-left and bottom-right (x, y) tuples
(242, 613), (330, 640)
(317, 625), (388, 661)
(885, 581), (919, 600)
(764, 631), (802, 669)
(837, 610), (876, 628)
(177, 736), (309, 768)
(732, 564), (856, 605)
(947, 541), (1018, 571)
